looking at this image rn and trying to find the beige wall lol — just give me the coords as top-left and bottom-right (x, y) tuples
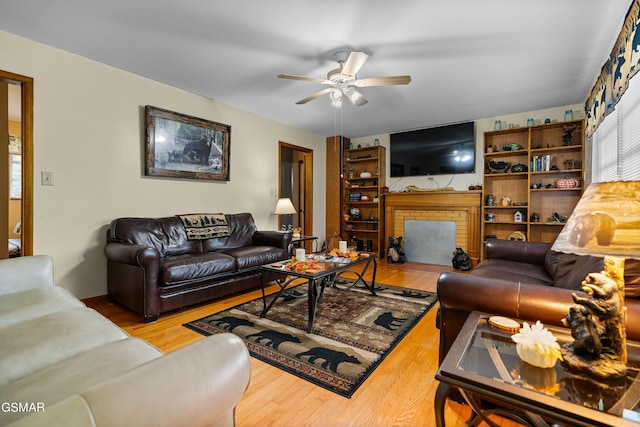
(352, 105), (585, 192)
(0, 30), (326, 299)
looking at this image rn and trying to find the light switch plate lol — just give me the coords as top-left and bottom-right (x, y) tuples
(41, 171), (54, 186)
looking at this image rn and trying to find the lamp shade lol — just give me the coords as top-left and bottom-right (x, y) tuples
(274, 198), (297, 215)
(551, 181), (640, 259)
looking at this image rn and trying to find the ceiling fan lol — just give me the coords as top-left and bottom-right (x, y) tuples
(277, 50), (412, 108)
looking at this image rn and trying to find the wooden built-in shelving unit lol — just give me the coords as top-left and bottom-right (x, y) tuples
(482, 119), (585, 258)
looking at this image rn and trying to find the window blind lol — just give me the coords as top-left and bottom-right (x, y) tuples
(593, 75), (640, 182)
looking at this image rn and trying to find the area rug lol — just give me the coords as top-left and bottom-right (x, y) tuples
(184, 280), (437, 397)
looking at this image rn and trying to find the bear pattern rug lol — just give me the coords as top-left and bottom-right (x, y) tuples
(184, 280), (437, 397)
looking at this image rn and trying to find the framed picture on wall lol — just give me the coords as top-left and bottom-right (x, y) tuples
(144, 106), (231, 181)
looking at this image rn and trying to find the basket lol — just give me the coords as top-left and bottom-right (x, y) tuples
(508, 231), (527, 241)
(556, 177), (581, 189)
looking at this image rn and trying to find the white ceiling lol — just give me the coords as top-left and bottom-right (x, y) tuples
(0, 0), (632, 138)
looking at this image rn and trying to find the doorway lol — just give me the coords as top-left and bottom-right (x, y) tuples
(278, 142), (312, 238)
(1, 70), (33, 259)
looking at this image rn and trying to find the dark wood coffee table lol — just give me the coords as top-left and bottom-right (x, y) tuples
(260, 254), (377, 333)
(435, 311), (640, 427)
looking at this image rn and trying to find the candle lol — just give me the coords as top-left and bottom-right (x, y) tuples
(295, 248), (305, 261)
(338, 241), (347, 253)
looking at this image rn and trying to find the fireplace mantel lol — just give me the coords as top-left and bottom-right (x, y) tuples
(383, 191), (482, 266)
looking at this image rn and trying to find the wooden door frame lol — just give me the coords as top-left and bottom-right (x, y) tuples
(279, 142), (313, 237)
(1, 70), (33, 257)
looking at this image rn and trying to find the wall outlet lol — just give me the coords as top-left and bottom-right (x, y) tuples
(41, 171), (54, 186)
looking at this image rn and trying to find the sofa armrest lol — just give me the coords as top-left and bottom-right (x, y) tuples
(0, 255), (54, 296)
(437, 271), (583, 364)
(8, 334), (251, 427)
(104, 242), (160, 268)
(253, 230), (292, 252)
(438, 271), (576, 320)
(104, 242), (162, 321)
(485, 239), (551, 265)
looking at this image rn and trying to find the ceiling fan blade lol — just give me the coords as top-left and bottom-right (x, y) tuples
(295, 88), (333, 104)
(343, 87), (368, 107)
(341, 52), (369, 77)
(358, 75), (412, 86)
(278, 74), (325, 83)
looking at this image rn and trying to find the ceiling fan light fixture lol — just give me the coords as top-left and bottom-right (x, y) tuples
(278, 50), (411, 108)
(343, 87), (359, 101)
(343, 87), (368, 106)
(329, 89), (342, 101)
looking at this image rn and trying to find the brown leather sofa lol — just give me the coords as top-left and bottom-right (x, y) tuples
(105, 213), (291, 321)
(437, 238), (640, 365)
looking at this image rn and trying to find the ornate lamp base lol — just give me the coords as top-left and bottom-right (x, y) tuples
(561, 257), (628, 380)
(561, 345), (627, 379)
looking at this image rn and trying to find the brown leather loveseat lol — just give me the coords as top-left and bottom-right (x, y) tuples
(105, 213), (291, 321)
(437, 238), (640, 365)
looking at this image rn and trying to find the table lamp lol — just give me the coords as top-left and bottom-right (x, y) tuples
(274, 198), (297, 232)
(551, 181), (640, 379)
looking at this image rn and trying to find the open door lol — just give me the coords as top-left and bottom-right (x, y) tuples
(1, 70), (33, 259)
(279, 142), (313, 238)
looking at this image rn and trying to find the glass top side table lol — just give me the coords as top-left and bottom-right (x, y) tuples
(435, 311), (640, 427)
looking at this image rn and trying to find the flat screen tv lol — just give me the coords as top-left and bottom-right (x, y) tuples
(390, 122), (475, 177)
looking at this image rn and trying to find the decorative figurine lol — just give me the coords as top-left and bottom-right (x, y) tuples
(561, 259), (627, 379)
(512, 321), (562, 369)
(562, 124), (577, 146)
(386, 236), (407, 264)
(514, 211), (524, 222)
(349, 207), (361, 221)
(451, 248), (471, 271)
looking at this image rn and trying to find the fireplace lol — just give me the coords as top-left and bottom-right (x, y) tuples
(404, 220), (456, 265)
(383, 191), (482, 266)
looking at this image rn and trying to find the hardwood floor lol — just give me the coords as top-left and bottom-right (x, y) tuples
(86, 261), (521, 427)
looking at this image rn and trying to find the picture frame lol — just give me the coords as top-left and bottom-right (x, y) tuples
(145, 106), (231, 181)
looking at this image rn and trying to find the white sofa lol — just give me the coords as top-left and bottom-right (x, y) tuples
(0, 255), (251, 426)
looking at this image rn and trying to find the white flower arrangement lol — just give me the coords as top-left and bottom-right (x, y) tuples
(511, 321), (563, 368)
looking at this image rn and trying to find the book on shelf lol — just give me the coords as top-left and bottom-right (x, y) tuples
(531, 155), (553, 172)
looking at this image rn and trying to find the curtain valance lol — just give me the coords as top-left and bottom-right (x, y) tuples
(586, 0), (640, 137)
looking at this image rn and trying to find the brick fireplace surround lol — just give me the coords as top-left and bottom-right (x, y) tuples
(383, 191), (482, 267)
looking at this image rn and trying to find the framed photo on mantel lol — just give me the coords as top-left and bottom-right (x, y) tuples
(145, 106), (231, 181)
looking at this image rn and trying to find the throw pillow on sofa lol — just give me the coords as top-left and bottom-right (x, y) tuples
(546, 251), (640, 298)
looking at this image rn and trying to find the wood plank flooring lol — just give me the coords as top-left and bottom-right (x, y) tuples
(85, 260), (521, 427)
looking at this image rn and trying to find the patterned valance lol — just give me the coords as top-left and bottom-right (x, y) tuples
(586, 0), (640, 137)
